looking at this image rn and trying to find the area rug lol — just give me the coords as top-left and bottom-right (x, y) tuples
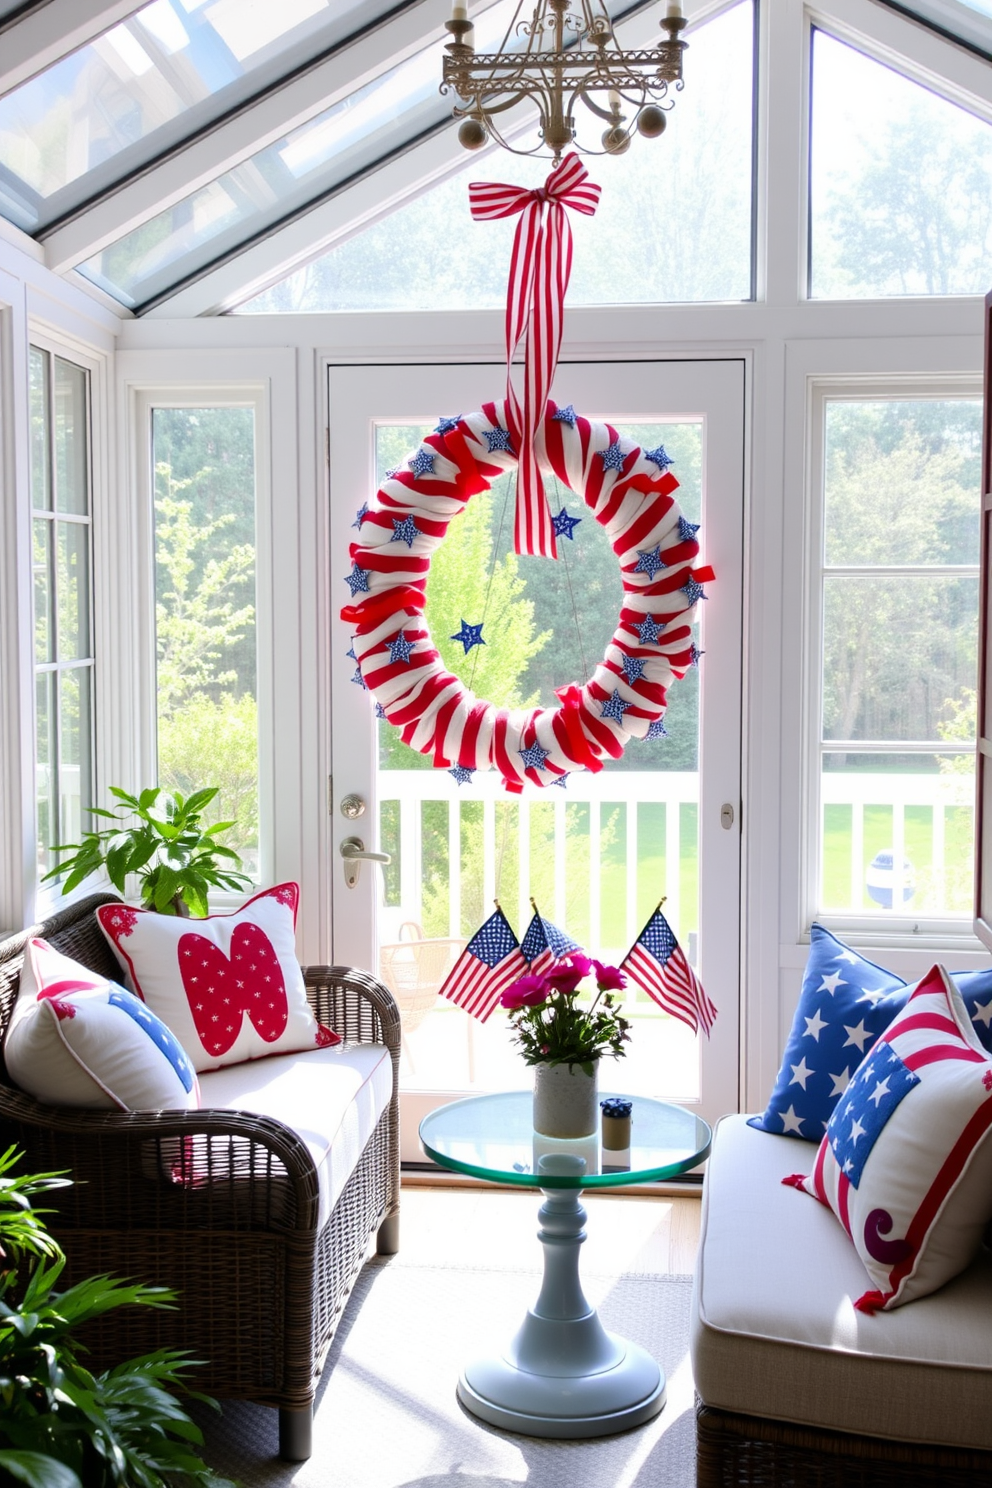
(192, 1255), (697, 1488)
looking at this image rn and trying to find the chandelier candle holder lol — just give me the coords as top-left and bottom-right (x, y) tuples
(443, 0), (687, 161)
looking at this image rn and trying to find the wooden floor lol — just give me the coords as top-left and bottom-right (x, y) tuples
(398, 1183), (701, 1276)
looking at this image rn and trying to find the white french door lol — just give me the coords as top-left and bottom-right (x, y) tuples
(328, 360), (743, 1144)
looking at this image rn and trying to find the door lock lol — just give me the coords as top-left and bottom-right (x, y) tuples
(720, 803), (735, 830)
(339, 835), (391, 888)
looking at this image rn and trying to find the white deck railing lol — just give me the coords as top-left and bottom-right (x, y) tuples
(380, 769), (975, 931)
(379, 769), (698, 946)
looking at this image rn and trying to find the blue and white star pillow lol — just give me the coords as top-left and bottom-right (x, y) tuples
(749, 924), (992, 1141)
(6, 938), (199, 1111)
(785, 965), (992, 1312)
(748, 926), (907, 1140)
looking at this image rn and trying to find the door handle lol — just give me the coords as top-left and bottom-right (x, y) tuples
(340, 835), (392, 889)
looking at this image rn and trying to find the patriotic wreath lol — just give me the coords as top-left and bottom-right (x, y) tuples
(341, 399), (714, 794)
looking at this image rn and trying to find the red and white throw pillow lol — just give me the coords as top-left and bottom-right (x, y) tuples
(5, 938), (199, 1111)
(784, 964), (992, 1312)
(96, 883), (340, 1073)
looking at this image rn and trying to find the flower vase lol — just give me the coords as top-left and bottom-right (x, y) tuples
(532, 1059), (600, 1139)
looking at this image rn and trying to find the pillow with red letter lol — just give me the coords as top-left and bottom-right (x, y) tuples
(784, 964), (992, 1312)
(5, 938), (198, 1110)
(96, 883), (339, 1073)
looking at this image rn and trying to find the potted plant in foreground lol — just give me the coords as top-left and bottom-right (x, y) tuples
(0, 1147), (237, 1488)
(500, 953), (631, 1139)
(43, 787), (252, 917)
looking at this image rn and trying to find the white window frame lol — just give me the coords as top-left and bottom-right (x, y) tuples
(116, 348), (320, 945)
(25, 325), (113, 924)
(804, 373), (982, 939)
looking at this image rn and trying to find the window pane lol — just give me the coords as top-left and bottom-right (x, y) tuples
(241, 1), (755, 314)
(819, 395), (980, 921)
(810, 30), (992, 298)
(33, 519), (53, 664)
(54, 358), (88, 515)
(823, 574), (978, 742)
(29, 348), (50, 511)
(825, 401), (981, 566)
(0, 0), (398, 231)
(59, 667), (92, 852)
(821, 751), (974, 916)
(152, 406), (259, 878)
(56, 520), (91, 660)
(35, 672), (55, 877)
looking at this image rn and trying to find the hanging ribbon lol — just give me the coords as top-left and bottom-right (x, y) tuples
(469, 153), (601, 559)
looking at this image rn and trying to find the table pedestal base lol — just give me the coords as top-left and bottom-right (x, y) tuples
(457, 1173), (667, 1439)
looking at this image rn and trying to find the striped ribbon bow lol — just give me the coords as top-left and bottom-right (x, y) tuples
(469, 153), (601, 558)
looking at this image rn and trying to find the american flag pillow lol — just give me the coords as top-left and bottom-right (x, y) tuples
(785, 965), (992, 1313)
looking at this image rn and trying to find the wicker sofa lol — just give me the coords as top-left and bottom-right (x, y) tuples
(691, 1113), (992, 1487)
(0, 892), (401, 1463)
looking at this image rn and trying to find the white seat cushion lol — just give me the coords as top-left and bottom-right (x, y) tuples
(691, 1113), (992, 1450)
(198, 1041), (392, 1231)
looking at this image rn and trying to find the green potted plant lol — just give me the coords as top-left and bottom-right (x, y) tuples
(0, 1146), (237, 1488)
(42, 787), (252, 918)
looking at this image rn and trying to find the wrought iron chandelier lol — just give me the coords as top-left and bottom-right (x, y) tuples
(441, 0), (687, 162)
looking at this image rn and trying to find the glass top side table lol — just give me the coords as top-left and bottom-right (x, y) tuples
(420, 1090), (712, 1439)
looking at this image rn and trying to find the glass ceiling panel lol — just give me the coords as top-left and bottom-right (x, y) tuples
(0, 0), (402, 232)
(73, 0), (528, 310)
(239, 0), (754, 313)
(882, 0), (992, 56)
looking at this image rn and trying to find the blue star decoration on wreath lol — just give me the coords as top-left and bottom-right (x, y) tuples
(678, 516), (701, 543)
(386, 632), (416, 665)
(484, 426), (514, 454)
(644, 444), (673, 472)
(451, 620), (485, 653)
(601, 689), (631, 724)
(346, 645), (356, 661)
(645, 718), (669, 740)
(553, 508), (582, 541)
(519, 742), (551, 771)
(435, 415), (462, 434)
(391, 516), (420, 548)
(351, 667), (367, 690)
(634, 547), (667, 579)
(622, 654), (647, 684)
(682, 577), (707, 606)
(636, 615), (665, 644)
(690, 643), (704, 667)
(600, 440), (626, 474)
(449, 765), (475, 785)
(374, 702), (386, 720)
(352, 503), (369, 528)
(552, 772), (569, 787)
(345, 564), (370, 596)
(410, 448), (436, 479)
(553, 404), (577, 425)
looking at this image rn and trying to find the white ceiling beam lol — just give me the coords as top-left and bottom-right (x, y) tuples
(41, 0), (476, 275)
(0, 0), (146, 97)
(146, 1), (718, 319)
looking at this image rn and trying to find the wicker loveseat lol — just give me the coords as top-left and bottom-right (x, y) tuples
(692, 1114), (992, 1487)
(0, 892), (401, 1463)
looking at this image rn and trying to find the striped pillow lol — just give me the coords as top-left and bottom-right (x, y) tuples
(785, 964), (992, 1312)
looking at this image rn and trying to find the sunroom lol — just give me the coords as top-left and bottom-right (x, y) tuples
(1, 0), (992, 1479)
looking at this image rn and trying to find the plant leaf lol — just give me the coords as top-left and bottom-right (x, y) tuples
(0, 1451), (82, 1488)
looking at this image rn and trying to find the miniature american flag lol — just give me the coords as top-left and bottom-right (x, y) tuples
(520, 911), (581, 977)
(621, 907), (717, 1038)
(438, 907), (528, 1023)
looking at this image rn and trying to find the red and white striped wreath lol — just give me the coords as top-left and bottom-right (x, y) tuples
(341, 400), (715, 794)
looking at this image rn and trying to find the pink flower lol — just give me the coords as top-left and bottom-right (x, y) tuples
(567, 952), (594, 978)
(593, 960), (627, 992)
(546, 963), (585, 995)
(500, 975), (550, 1010)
